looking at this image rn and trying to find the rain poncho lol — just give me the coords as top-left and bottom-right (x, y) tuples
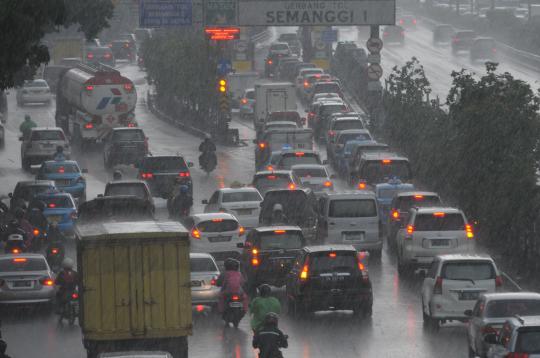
(249, 296), (282, 331)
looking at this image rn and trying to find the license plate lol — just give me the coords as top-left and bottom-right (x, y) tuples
(344, 232), (364, 241)
(190, 280), (202, 287)
(208, 236), (231, 243)
(229, 301), (243, 308)
(12, 281), (32, 288)
(234, 209), (252, 215)
(42, 143), (53, 148)
(431, 239), (450, 247)
(55, 179), (71, 186)
(459, 291), (480, 300)
(47, 215), (63, 223)
(115, 103), (128, 112)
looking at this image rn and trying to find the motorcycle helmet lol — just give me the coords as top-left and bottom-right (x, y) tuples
(24, 114), (31, 121)
(264, 312), (279, 326)
(272, 204), (283, 213)
(62, 258), (74, 270)
(113, 169), (123, 180)
(205, 133), (212, 140)
(258, 284), (272, 297)
(179, 185), (189, 194)
(56, 145), (64, 153)
(7, 234), (24, 242)
(14, 208), (26, 220)
(224, 258), (240, 271)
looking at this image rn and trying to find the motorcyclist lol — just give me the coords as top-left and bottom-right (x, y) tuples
(252, 312), (288, 358)
(27, 200), (48, 233)
(216, 258), (248, 313)
(14, 208), (34, 247)
(55, 258), (79, 312)
(270, 204), (288, 225)
(53, 145), (66, 161)
(46, 222), (66, 271)
(168, 184), (193, 219)
(249, 284), (282, 333)
(198, 134), (217, 169)
(113, 169), (123, 181)
(19, 114), (36, 140)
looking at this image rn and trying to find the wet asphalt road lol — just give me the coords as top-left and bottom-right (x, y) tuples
(1, 20), (538, 358)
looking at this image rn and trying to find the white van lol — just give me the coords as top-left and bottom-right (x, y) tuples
(316, 191), (382, 257)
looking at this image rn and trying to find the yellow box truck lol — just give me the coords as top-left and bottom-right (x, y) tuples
(76, 221), (192, 358)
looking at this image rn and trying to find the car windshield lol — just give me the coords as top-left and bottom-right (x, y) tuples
(333, 120), (364, 130)
(321, 105), (347, 117)
(362, 160), (411, 183)
(397, 195), (441, 211)
(16, 185), (53, 201)
(254, 175), (290, 192)
(485, 299), (540, 318)
(269, 112), (300, 122)
(142, 157), (187, 171)
(329, 199), (377, 218)
(338, 132), (371, 144)
(25, 80), (48, 88)
(113, 130), (144, 141)
(271, 44), (289, 51)
(281, 154), (320, 169)
(441, 261), (495, 280)
(259, 231), (304, 250)
(105, 184), (147, 199)
(0, 257), (48, 272)
(222, 191), (262, 203)
(315, 83), (341, 94)
(42, 196), (73, 209)
(415, 213), (465, 231)
(42, 163), (79, 174)
(292, 167), (326, 178)
(311, 252), (357, 275)
(197, 219), (238, 232)
(516, 330), (540, 353)
(190, 257), (218, 272)
(30, 131), (65, 141)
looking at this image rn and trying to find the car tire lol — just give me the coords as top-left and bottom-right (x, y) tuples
(397, 249), (411, 276)
(422, 302), (439, 332)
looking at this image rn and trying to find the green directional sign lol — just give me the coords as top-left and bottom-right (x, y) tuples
(205, 0), (237, 26)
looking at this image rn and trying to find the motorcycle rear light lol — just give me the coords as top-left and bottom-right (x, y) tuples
(251, 257), (259, 266)
(268, 59), (273, 65)
(141, 172), (154, 179)
(232, 295), (240, 301)
(391, 210), (400, 220)
(465, 224), (474, 238)
(267, 166), (274, 171)
(406, 225), (414, 235)
(48, 203), (56, 208)
(72, 292), (79, 299)
(358, 182), (366, 190)
(196, 305), (204, 312)
(241, 98), (248, 104)
(33, 228), (40, 236)
(178, 172), (190, 177)
(41, 278), (54, 286)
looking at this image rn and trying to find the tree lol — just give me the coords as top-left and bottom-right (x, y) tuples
(0, 0), (114, 89)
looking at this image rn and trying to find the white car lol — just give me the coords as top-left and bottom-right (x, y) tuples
(16, 79), (52, 106)
(190, 253), (220, 311)
(202, 187), (263, 229)
(396, 206), (475, 275)
(421, 254), (502, 330)
(239, 88), (255, 118)
(268, 42), (291, 57)
(20, 127), (71, 170)
(291, 164), (334, 193)
(187, 213), (245, 261)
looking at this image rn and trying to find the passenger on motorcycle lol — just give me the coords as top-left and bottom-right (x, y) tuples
(27, 200), (48, 233)
(168, 184), (193, 219)
(14, 208), (34, 246)
(53, 145), (66, 161)
(55, 258), (79, 310)
(253, 312), (288, 358)
(217, 258), (248, 313)
(249, 284), (282, 333)
(199, 134), (217, 169)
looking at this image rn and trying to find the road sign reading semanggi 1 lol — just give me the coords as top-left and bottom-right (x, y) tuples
(238, 0), (395, 26)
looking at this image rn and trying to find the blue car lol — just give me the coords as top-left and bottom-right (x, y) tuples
(34, 192), (77, 235)
(36, 160), (87, 201)
(335, 139), (375, 178)
(375, 179), (415, 223)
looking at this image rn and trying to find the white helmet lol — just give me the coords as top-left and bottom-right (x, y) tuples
(62, 258), (74, 269)
(273, 203), (283, 212)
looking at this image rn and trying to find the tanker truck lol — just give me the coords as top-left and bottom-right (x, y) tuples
(55, 64), (137, 146)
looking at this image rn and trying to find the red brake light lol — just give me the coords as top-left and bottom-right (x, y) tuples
(288, 183), (296, 190)
(127, 122), (136, 127)
(267, 165), (274, 171)
(241, 98), (248, 104)
(232, 295), (240, 301)
(358, 182), (366, 190)
(11, 249), (21, 254)
(51, 248), (59, 254)
(495, 275), (503, 287)
(413, 19), (417, 24)
(87, 53), (94, 59)
(304, 81), (309, 87)
(178, 172), (190, 177)
(84, 123), (93, 129)
(212, 218), (223, 222)
(406, 225), (414, 235)
(323, 181), (333, 187)
(433, 212), (445, 217)
(268, 59), (273, 65)
(48, 203), (56, 208)
(124, 83), (134, 92)
(85, 85), (94, 91)
(465, 224), (474, 239)
(196, 305), (204, 312)
(210, 278), (217, 286)
(58, 167), (65, 173)
(191, 228), (201, 239)
(141, 172), (153, 179)
(104, 53), (112, 59)
(433, 277), (443, 295)
(267, 175), (276, 180)
(13, 258), (26, 262)
(295, 152), (305, 157)
(33, 228), (40, 236)
(239, 226), (245, 236)
(71, 292), (79, 299)
(328, 252), (337, 258)
(274, 230), (286, 234)
(382, 159), (392, 164)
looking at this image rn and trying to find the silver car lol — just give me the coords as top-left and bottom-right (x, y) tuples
(98, 352), (172, 358)
(0, 254), (56, 304)
(16, 79), (52, 106)
(467, 292), (540, 357)
(190, 253), (220, 310)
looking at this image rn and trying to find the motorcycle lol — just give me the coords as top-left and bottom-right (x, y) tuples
(45, 241), (65, 272)
(222, 293), (245, 328)
(58, 289), (79, 325)
(30, 226), (48, 251)
(200, 151), (217, 174)
(4, 234), (26, 254)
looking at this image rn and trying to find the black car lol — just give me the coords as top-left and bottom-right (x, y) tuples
(137, 155), (194, 198)
(432, 24), (455, 45)
(110, 40), (135, 63)
(77, 195), (154, 224)
(85, 46), (115, 67)
(382, 26), (405, 46)
(252, 170), (296, 197)
(264, 53), (286, 77)
(103, 128), (148, 168)
(285, 245), (372, 318)
(451, 30), (476, 54)
(470, 38), (497, 62)
(8, 180), (56, 211)
(238, 226), (306, 290)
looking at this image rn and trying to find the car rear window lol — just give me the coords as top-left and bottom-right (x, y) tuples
(271, 44), (289, 51)
(43, 163), (79, 174)
(0, 257), (48, 272)
(259, 231), (304, 250)
(338, 132), (371, 144)
(516, 330), (540, 353)
(362, 160), (411, 183)
(222, 191), (262, 203)
(378, 187), (412, 200)
(113, 130), (145, 141)
(143, 157), (187, 171)
(415, 213), (465, 231)
(457, 31), (475, 39)
(280, 154), (320, 169)
(254, 175), (290, 191)
(310, 251), (357, 274)
(26, 80), (48, 88)
(197, 219), (238, 232)
(315, 83), (341, 94)
(441, 261), (495, 281)
(105, 184), (147, 199)
(397, 195), (441, 211)
(321, 105), (346, 118)
(16, 185), (54, 201)
(42, 196), (73, 209)
(292, 167), (326, 178)
(269, 112), (300, 122)
(333, 120), (364, 130)
(329, 199), (377, 218)
(31, 130), (65, 141)
(266, 132), (311, 144)
(475, 39), (496, 50)
(190, 257), (218, 272)
(301, 69), (323, 77)
(485, 299), (540, 318)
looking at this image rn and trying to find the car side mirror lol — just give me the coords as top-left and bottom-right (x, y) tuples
(97, 194), (103, 198)
(483, 333), (499, 345)
(188, 162), (194, 168)
(202, 199), (208, 204)
(82, 169), (88, 173)
(236, 243), (244, 248)
(464, 309), (473, 317)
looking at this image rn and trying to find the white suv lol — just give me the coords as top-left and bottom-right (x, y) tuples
(396, 206), (475, 274)
(20, 127), (71, 170)
(421, 254), (502, 331)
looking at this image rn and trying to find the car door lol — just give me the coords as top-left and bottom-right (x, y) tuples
(422, 259), (438, 311)
(469, 298), (485, 353)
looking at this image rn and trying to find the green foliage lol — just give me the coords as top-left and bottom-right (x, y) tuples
(0, 0), (113, 89)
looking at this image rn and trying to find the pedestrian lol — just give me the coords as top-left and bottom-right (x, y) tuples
(249, 284), (281, 333)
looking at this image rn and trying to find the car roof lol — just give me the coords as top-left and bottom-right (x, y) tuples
(321, 190), (376, 199)
(414, 206), (461, 214)
(16, 180), (55, 187)
(112, 127), (143, 132)
(304, 244), (357, 253)
(333, 117), (363, 122)
(506, 315), (540, 327)
(0, 253), (47, 260)
(189, 252), (217, 260)
(30, 127), (64, 132)
(254, 226), (303, 233)
(106, 180), (147, 186)
(290, 164), (327, 170)
(436, 254), (493, 262)
(191, 213), (238, 221)
(254, 170), (291, 176)
(397, 191), (439, 198)
(98, 351), (172, 358)
(360, 151), (408, 161)
(36, 191), (72, 199)
(482, 292), (540, 302)
(218, 187), (260, 194)
(266, 121), (297, 126)
(42, 160), (79, 166)
(143, 155), (185, 160)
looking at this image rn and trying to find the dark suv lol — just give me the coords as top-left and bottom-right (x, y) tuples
(103, 128), (148, 167)
(9, 180), (56, 210)
(137, 155), (194, 198)
(451, 30), (476, 54)
(285, 245), (372, 318)
(238, 226), (306, 291)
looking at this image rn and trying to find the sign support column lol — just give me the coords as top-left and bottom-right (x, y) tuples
(366, 25), (383, 113)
